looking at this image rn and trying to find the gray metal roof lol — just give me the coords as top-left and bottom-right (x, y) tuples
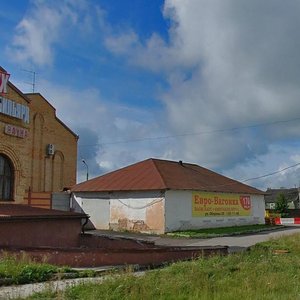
(264, 188), (299, 203)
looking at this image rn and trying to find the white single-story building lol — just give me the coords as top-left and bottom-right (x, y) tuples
(71, 158), (265, 234)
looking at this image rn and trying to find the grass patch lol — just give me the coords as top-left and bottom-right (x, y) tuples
(166, 224), (280, 238)
(0, 254), (97, 286)
(25, 233), (300, 299)
(0, 254), (58, 285)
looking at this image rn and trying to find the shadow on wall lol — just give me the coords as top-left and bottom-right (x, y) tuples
(70, 194), (95, 230)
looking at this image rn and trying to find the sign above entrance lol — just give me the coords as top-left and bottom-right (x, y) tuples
(0, 71), (10, 94)
(0, 96), (30, 123)
(4, 124), (28, 139)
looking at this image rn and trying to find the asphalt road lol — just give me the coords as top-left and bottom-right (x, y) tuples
(92, 226), (300, 253)
(156, 226), (300, 253)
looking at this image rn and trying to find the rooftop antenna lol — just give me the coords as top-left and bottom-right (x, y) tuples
(21, 69), (36, 93)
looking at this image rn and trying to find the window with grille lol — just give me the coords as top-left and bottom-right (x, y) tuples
(0, 155), (13, 201)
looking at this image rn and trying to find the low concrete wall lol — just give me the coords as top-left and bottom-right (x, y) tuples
(1, 245), (228, 267)
(0, 218), (82, 248)
(80, 233), (157, 249)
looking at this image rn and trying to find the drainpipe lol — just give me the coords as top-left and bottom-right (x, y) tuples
(81, 216), (89, 234)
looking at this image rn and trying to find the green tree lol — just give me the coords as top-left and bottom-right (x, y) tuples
(275, 193), (289, 216)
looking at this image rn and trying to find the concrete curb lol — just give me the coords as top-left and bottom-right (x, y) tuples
(0, 271), (146, 299)
(0, 277), (106, 300)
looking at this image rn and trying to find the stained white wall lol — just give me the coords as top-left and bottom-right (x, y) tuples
(165, 190), (265, 232)
(73, 189), (265, 233)
(71, 191), (165, 233)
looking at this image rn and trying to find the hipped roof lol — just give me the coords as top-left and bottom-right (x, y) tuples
(72, 158), (263, 195)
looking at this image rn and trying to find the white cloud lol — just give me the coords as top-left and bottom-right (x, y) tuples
(225, 144), (300, 190)
(103, 0), (300, 189)
(8, 0), (89, 66)
(105, 31), (139, 55)
(8, 0), (300, 190)
(36, 79), (173, 182)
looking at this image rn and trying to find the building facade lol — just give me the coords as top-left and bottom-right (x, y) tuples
(265, 188), (300, 210)
(71, 158), (265, 233)
(0, 67), (78, 203)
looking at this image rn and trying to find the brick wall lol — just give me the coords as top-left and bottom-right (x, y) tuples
(26, 93), (78, 193)
(0, 87), (31, 203)
(0, 83), (78, 203)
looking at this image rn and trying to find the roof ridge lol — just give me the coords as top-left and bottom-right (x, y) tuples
(73, 158), (155, 187)
(150, 158), (168, 189)
(150, 157), (195, 165)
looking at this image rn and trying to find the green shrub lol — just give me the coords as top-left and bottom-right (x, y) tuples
(0, 254), (97, 286)
(0, 254), (59, 285)
(275, 193), (289, 216)
(17, 264), (56, 284)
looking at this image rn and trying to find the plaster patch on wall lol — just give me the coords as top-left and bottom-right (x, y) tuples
(110, 205), (127, 223)
(114, 218), (150, 232)
(145, 199), (164, 232)
(132, 220), (150, 232)
(109, 197), (164, 233)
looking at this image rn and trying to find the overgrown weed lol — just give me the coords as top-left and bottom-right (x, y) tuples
(24, 233), (300, 299)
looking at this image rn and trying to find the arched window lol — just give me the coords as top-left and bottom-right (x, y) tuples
(0, 155), (14, 201)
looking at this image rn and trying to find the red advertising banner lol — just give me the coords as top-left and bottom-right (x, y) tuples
(0, 71), (10, 94)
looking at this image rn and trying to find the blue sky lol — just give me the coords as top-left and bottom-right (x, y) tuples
(1, 0), (300, 190)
